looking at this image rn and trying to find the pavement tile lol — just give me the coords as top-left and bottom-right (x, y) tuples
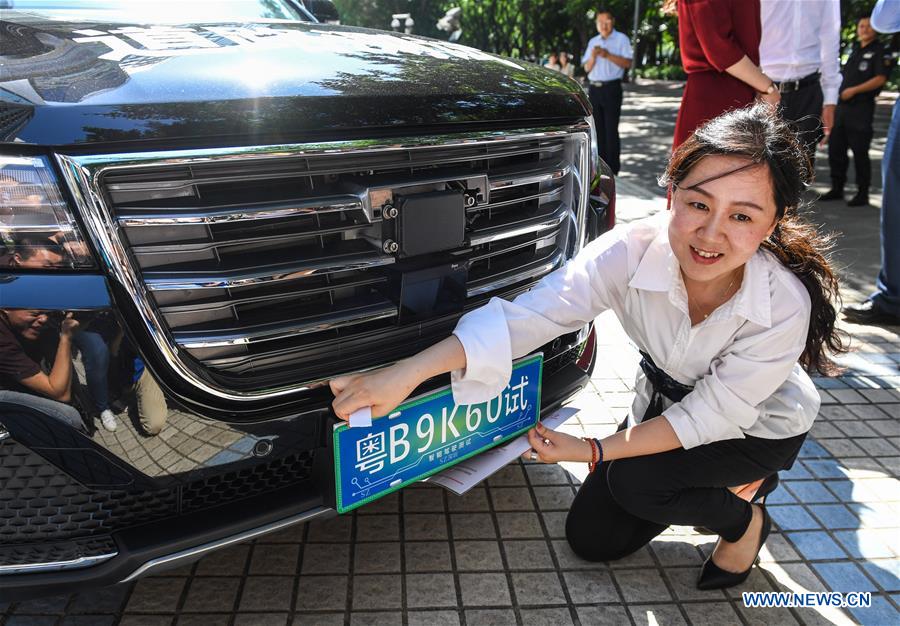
(294, 575), (348, 611)
(650, 539), (704, 566)
(628, 604), (687, 626)
(60, 617), (116, 626)
(804, 459), (848, 480)
(125, 578), (187, 613)
(519, 607), (574, 625)
(784, 480), (839, 503)
(785, 531), (848, 561)
(195, 544), (249, 576)
(664, 567), (725, 601)
(450, 513), (497, 539)
(233, 615), (289, 626)
(464, 609), (517, 625)
(355, 515), (400, 542)
(181, 577), (239, 612)
(768, 505), (821, 530)
(808, 503), (861, 529)
(294, 616), (345, 625)
(510, 572), (567, 606)
(759, 533), (802, 563)
(486, 464), (526, 486)
(681, 601), (741, 625)
(767, 562), (827, 594)
(354, 542), (401, 574)
(307, 516), (352, 542)
(351, 574), (402, 610)
(533, 486), (576, 511)
(561, 569), (619, 604)
(239, 576), (294, 612)
(403, 487), (446, 512)
(446, 488), (490, 512)
(404, 513), (449, 540)
(737, 604), (800, 625)
(404, 541), (452, 572)
(870, 420), (900, 437)
(405, 573), (459, 608)
(575, 605), (630, 625)
(406, 610), (460, 626)
(834, 421), (880, 438)
(524, 464), (570, 485)
(454, 541), (504, 571)
(458, 573), (511, 607)
(819, 438), (867, 457)
(541, 512), (568, 538)
(489, 487), (534, 511)
(496, 512), (544, 538)
(249, 544), (300, 575)
(503, 540), (555, 570)
(176, 615), (229, 626)
(348, 611), (402, 625)
(834, 529), (897, 559)
(799, 439), (831, 458)
(67, 587), (130, 614)
(849, 596), (900, 626)
(119, 618), (173, 626)
(550, 539), (604, 570)
(356, 492), (400, 514)
(813, 562), (878, 593)
(861, 560), (900, 592)
(781, 463), (814, 479)
(301, 543), (350, 574)
(608, 545), (655, 568)
(613, 569), (672, 603)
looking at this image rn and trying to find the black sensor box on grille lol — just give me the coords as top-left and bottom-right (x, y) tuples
(0, 0), (616, 600)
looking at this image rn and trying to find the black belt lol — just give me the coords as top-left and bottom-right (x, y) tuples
(639, 350), (694, 421)
(774, 72), (820, 94)
(589, 79), (622, 87)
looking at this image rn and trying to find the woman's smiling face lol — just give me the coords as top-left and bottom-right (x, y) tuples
(669, 155), (780, 288)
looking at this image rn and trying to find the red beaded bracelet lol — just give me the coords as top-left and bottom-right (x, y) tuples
(583, 437), (599, 473)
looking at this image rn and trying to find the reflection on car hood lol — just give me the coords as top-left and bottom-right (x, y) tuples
(0, 15), (590, 146)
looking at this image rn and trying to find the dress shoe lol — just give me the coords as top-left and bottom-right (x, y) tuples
(843, 300), (900, 326)
(693, 474), (779, 535)
(819, 187), (844, 201)
(847, 191), (869, 206)
(697, 504), (771, 590)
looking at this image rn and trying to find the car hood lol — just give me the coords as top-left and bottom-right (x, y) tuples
(0, 14), (590, 147)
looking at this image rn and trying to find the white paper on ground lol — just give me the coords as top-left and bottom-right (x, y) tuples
(427, 406), (580, 495)
(348, 406), (373, 428)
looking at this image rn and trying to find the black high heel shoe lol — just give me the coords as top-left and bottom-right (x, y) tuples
(696, 504), (772, 590)
(694, 473), (779, 535)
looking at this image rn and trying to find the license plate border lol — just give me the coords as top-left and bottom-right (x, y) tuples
(333, 353), (543, 514)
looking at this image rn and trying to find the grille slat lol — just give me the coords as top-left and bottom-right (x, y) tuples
(79, 126), (589, 391)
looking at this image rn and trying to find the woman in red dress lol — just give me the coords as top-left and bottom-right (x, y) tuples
(670, 0), (780, 149)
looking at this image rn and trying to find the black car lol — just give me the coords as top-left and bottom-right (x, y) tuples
(0, 0), (615, 600)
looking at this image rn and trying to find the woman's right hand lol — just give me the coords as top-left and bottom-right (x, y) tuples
(329, 361), (421, 421)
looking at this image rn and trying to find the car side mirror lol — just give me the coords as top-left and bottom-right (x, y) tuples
(303, 0), (340, 24)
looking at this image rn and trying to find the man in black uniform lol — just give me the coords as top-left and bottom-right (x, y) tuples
(822, 17), (893, 206)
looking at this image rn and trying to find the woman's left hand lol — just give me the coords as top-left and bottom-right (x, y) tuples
(522, 421), (594, 464)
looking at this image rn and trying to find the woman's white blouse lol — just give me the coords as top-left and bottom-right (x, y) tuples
(450, 213), (820, 449)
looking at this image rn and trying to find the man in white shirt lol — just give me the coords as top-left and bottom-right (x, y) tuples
(759, 0), (841, 165)
(581, 9), (633, 175)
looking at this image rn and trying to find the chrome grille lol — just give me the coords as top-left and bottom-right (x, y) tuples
(57, 125), (590, 397)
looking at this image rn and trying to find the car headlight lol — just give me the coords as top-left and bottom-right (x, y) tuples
(0, 155), (95, 269)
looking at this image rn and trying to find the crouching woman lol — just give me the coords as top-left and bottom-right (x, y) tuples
(330, 103), (843, 590)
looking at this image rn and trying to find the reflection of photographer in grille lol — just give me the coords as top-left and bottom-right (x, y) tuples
(0, 308), (86, 432)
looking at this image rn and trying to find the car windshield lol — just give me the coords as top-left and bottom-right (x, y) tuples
(2, 0), (313, 23)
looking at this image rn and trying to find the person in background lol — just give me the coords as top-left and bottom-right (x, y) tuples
(843, 0), (900, 327)
(669, 0), (780, 150)
(558, 51), (576, 79)
(759, 0), (840, 165)
(0, 308), (86, 431)
(132, 357), (168, 436)
(544, 52), (560, 72)
(822, 17), (892, 207)
(582, 8), (633, 174)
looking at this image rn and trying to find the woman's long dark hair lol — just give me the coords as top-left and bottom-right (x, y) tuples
(659, 103), (846, 375)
